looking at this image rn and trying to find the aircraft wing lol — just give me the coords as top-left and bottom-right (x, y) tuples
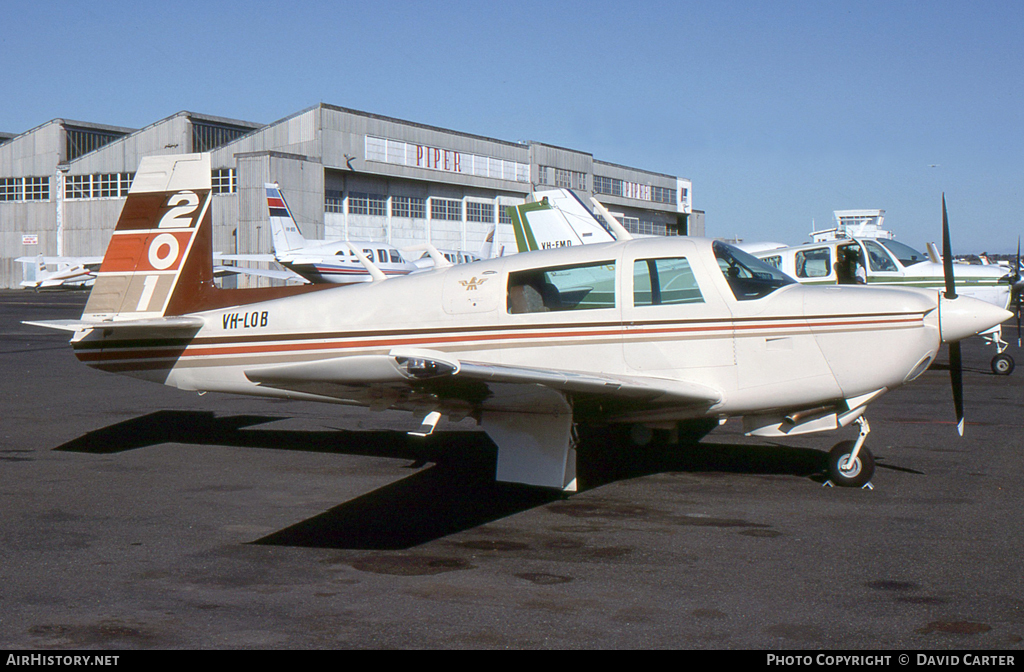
(213, 253), (277, 263)
(15, 256), (104, 266)
(244, 348), (722, 415)
(214, 264), (310, 283)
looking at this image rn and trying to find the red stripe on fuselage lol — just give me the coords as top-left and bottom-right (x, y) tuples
(72, 313), (926, 368)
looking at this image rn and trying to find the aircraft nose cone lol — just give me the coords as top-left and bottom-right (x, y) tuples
(939, 294), (1013, 343)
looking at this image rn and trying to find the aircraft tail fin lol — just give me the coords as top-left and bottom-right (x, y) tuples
(265, 184), (309, 254)
(479, 226), (495, 259)
(506, 188), (616, 253)
(17, 254), (46, 287)
(81, 154), (325, 322)
(82, 154), (215, 321)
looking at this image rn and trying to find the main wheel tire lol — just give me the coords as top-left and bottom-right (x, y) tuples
(991, 353), (1015, 376)
(827, 441), (875, 488)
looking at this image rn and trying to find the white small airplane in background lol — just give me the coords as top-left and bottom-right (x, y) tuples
(407, 226), (496, 270)
(218, 184), (421, 285)
(26, 154), (1011, 493)
(743, 230), (1018, 375)
(15, 254), (103, 289)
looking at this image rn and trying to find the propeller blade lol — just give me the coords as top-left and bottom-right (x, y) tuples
(1015, 237), (1021, 285)
(941, 194), (956, 300)
(950, 340), (964, 436)
(941, 194), (964, 434)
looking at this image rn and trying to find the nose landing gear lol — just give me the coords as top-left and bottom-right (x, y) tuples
(825, 417), (875, 488)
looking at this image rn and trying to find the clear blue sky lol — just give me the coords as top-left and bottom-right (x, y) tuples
(3, 0), (1022, 252)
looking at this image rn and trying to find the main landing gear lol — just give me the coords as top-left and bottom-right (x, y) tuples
(824, 417), (875, 489)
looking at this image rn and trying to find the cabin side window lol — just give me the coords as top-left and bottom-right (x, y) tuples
(507, 261), (616, 314)
(633, 258), (704, 306)
(713, 241), (795, 301)
(761, 255), (782, 269)
(795, 248), (831, 278)
(863, 240), (898, 272)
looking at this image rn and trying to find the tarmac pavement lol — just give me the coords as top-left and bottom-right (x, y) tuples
(1, 289), (1022, 650)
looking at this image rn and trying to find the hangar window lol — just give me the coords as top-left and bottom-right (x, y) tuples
(212, 169), (236, 194)
(64, 173), (132, 199)
(0, 177), (50, 202)
(325, 190), (344, 213)
(507, 261), (616, 313)
(65, 128), (125, 161)
(65, 175), (91, 199)
(392, 195), (426, 219)
(652, 186), (677, 205)
(633, 258), (704, 306)
(594, 175), (623, 197)
(96, 174), (121, 198)
(24, 177), (49, 200)
(431, 198), (462, 221)
(349, 192), (387, 216)
(0, 178), (20, 201)
(498, 204), (514, 225)
(192, 122), (252, 153)
(467, 201), (494, 223)
(554, 168), (587, 191)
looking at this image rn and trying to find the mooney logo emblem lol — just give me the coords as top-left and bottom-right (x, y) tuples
(459, 277), (488, 291)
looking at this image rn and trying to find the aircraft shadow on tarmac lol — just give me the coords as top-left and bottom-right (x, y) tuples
(56, 410), (832, 550)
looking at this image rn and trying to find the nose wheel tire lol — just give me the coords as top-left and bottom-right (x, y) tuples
(827, 441), (875, 488)
(991, 353), (1015, 376)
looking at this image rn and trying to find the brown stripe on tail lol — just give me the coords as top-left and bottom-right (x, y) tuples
(83, 153), (326, 321)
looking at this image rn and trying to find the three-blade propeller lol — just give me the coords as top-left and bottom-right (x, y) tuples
(941, 194), (965, 436)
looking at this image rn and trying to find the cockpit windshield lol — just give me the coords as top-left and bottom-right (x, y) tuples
(878, 239), (928, 267)
(713, 241), (795, 300)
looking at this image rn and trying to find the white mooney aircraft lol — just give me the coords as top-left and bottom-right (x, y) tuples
(27, 154), (1011, 491)
(744, 232), (1018, 374)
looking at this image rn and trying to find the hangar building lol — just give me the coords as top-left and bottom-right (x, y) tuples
(0, 104), (702, 289)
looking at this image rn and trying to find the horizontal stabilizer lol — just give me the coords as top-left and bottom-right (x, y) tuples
(23, 316), (205, 333)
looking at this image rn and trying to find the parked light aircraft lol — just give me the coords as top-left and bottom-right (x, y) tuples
(26, 154), (1011, 492)
(18, 250), (302, 289)
(742, 232), (1019, 375)
(218, 184), (421, 284)
(16, 254), (103, 289)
